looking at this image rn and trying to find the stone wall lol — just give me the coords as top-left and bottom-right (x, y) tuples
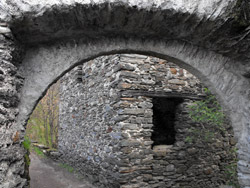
(145, 99), (236, 188)
(1, 1), (250, 187)
(0, 25), (28, 187)
(116, 54), (202, 95)
(59, 54), (237, 188)
(117, 95), (236, 188)
(59, 56), (122, 187)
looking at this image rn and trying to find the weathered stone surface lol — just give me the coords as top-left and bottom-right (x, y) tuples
(58, 55), (238, 188)
(2, 0), (250, 64)
(58, 57), (122, 188)
(0, 25), (28, 188)
(1, 0), (250, 187)
(220, 186), (234, 188)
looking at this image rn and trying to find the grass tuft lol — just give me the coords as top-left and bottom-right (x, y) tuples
(59, 163), (74, 173)
(33, 146), (45, 157)
(22, 136), (31, 151)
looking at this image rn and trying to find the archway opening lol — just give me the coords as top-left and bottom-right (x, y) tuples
(23, 53), (239, 188)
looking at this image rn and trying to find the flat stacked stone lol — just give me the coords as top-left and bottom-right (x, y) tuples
(59, 54), (237, 188)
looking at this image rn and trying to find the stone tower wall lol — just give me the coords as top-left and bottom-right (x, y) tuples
(59, 54), (237, 188)
(59, 55), (122, 187)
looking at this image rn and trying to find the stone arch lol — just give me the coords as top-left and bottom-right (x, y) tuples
(1, 0), (250, 187)
(18, 37), (250, 186)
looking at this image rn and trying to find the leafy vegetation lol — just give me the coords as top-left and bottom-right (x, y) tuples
(186, 88), (226, 142)
(225, 161), (240, 187)
(22, 136), (45, 158)
(59, 163), (75, 173)
(24, 83), (59, 161)
(26, 82), (59, 149)
(224, 147), (240, 188)
(24, 153), (31, 166)
(33, 146), (45, 157)
(188, 88), (225, 128)
(23, 136), (31, 169)
(187, 88), (239, 187)
(23, 136), (31, 151)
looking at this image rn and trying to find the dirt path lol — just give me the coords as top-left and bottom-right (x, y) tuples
(29, 152), (96, 188)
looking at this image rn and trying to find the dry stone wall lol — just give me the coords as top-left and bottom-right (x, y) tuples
(150, 100), (236, 188)
(116, 54), (202, 95)
(59, 56), (122, 188)
(1, 1), (250, 187)
(117, 95), (236, 188)
(0, 24), (28, 187)
(59, 54), (237, 188)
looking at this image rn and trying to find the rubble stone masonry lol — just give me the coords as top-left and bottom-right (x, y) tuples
(59, 54), (237, 188)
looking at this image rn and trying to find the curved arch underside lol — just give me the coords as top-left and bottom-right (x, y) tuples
(19, 37), (250, 186)
(1, 0), (250, 62)
(1, 0), (250, 187)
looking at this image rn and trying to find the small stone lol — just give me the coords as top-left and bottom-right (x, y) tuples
(50, 151), (61, 158)
(121, 147), (132, 154)
(219, 185), (234, 188)
(121, 98), (138, 101)
(120, 71), (139, 78)
(12, 131), (20, 143)
(0, 26), (11, 34)
(118, 83), (132, 89)
(170, 68), (177, 74)
(176, 165), (187, 173)
(179, 69), (184, 76)
(187, 148), (197, 154)
(120, 123), (138, 130)
(120, 109), (145, 115)
(143, 174), (153, 181)
(120, 139), (141, 147)
(119, 101), (132, 108)
(166, 164), (175, 172)
(142, 124), (153, 129)
(143, 141), (154, 146)
(119, 167), (134, 173)
(204, 167), (213, 175)
(230, 137), (237, 146)
(168, 79), (186, 85)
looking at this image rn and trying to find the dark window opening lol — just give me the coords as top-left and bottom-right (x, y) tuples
(151, 97), (184, 146)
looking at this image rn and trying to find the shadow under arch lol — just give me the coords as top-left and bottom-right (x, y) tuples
(18, 37), (250, 186)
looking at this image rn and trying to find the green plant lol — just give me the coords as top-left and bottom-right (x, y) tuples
(22, 136), (31, 151)
(23, 135), (46, 157)
(33, 146), (45, 157)
(230, 146), (238, 154)
(186, 88), (226, 142)
(59, 163), (74, 173)
(225, 162), (240, 187)
(24, 153), (31, 166)
(185, 136), (193, 143)
(224, 147), (240, 188)
(188, 88), (225, 128)
(26, 82), (60, 149)
(204, 131), (214, 142)
(186, 128), (215, 143)
(23, 137), (31, 169)
(187, 88), (239, 186)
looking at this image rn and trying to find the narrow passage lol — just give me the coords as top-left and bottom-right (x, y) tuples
(29, 152), (95, 188)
